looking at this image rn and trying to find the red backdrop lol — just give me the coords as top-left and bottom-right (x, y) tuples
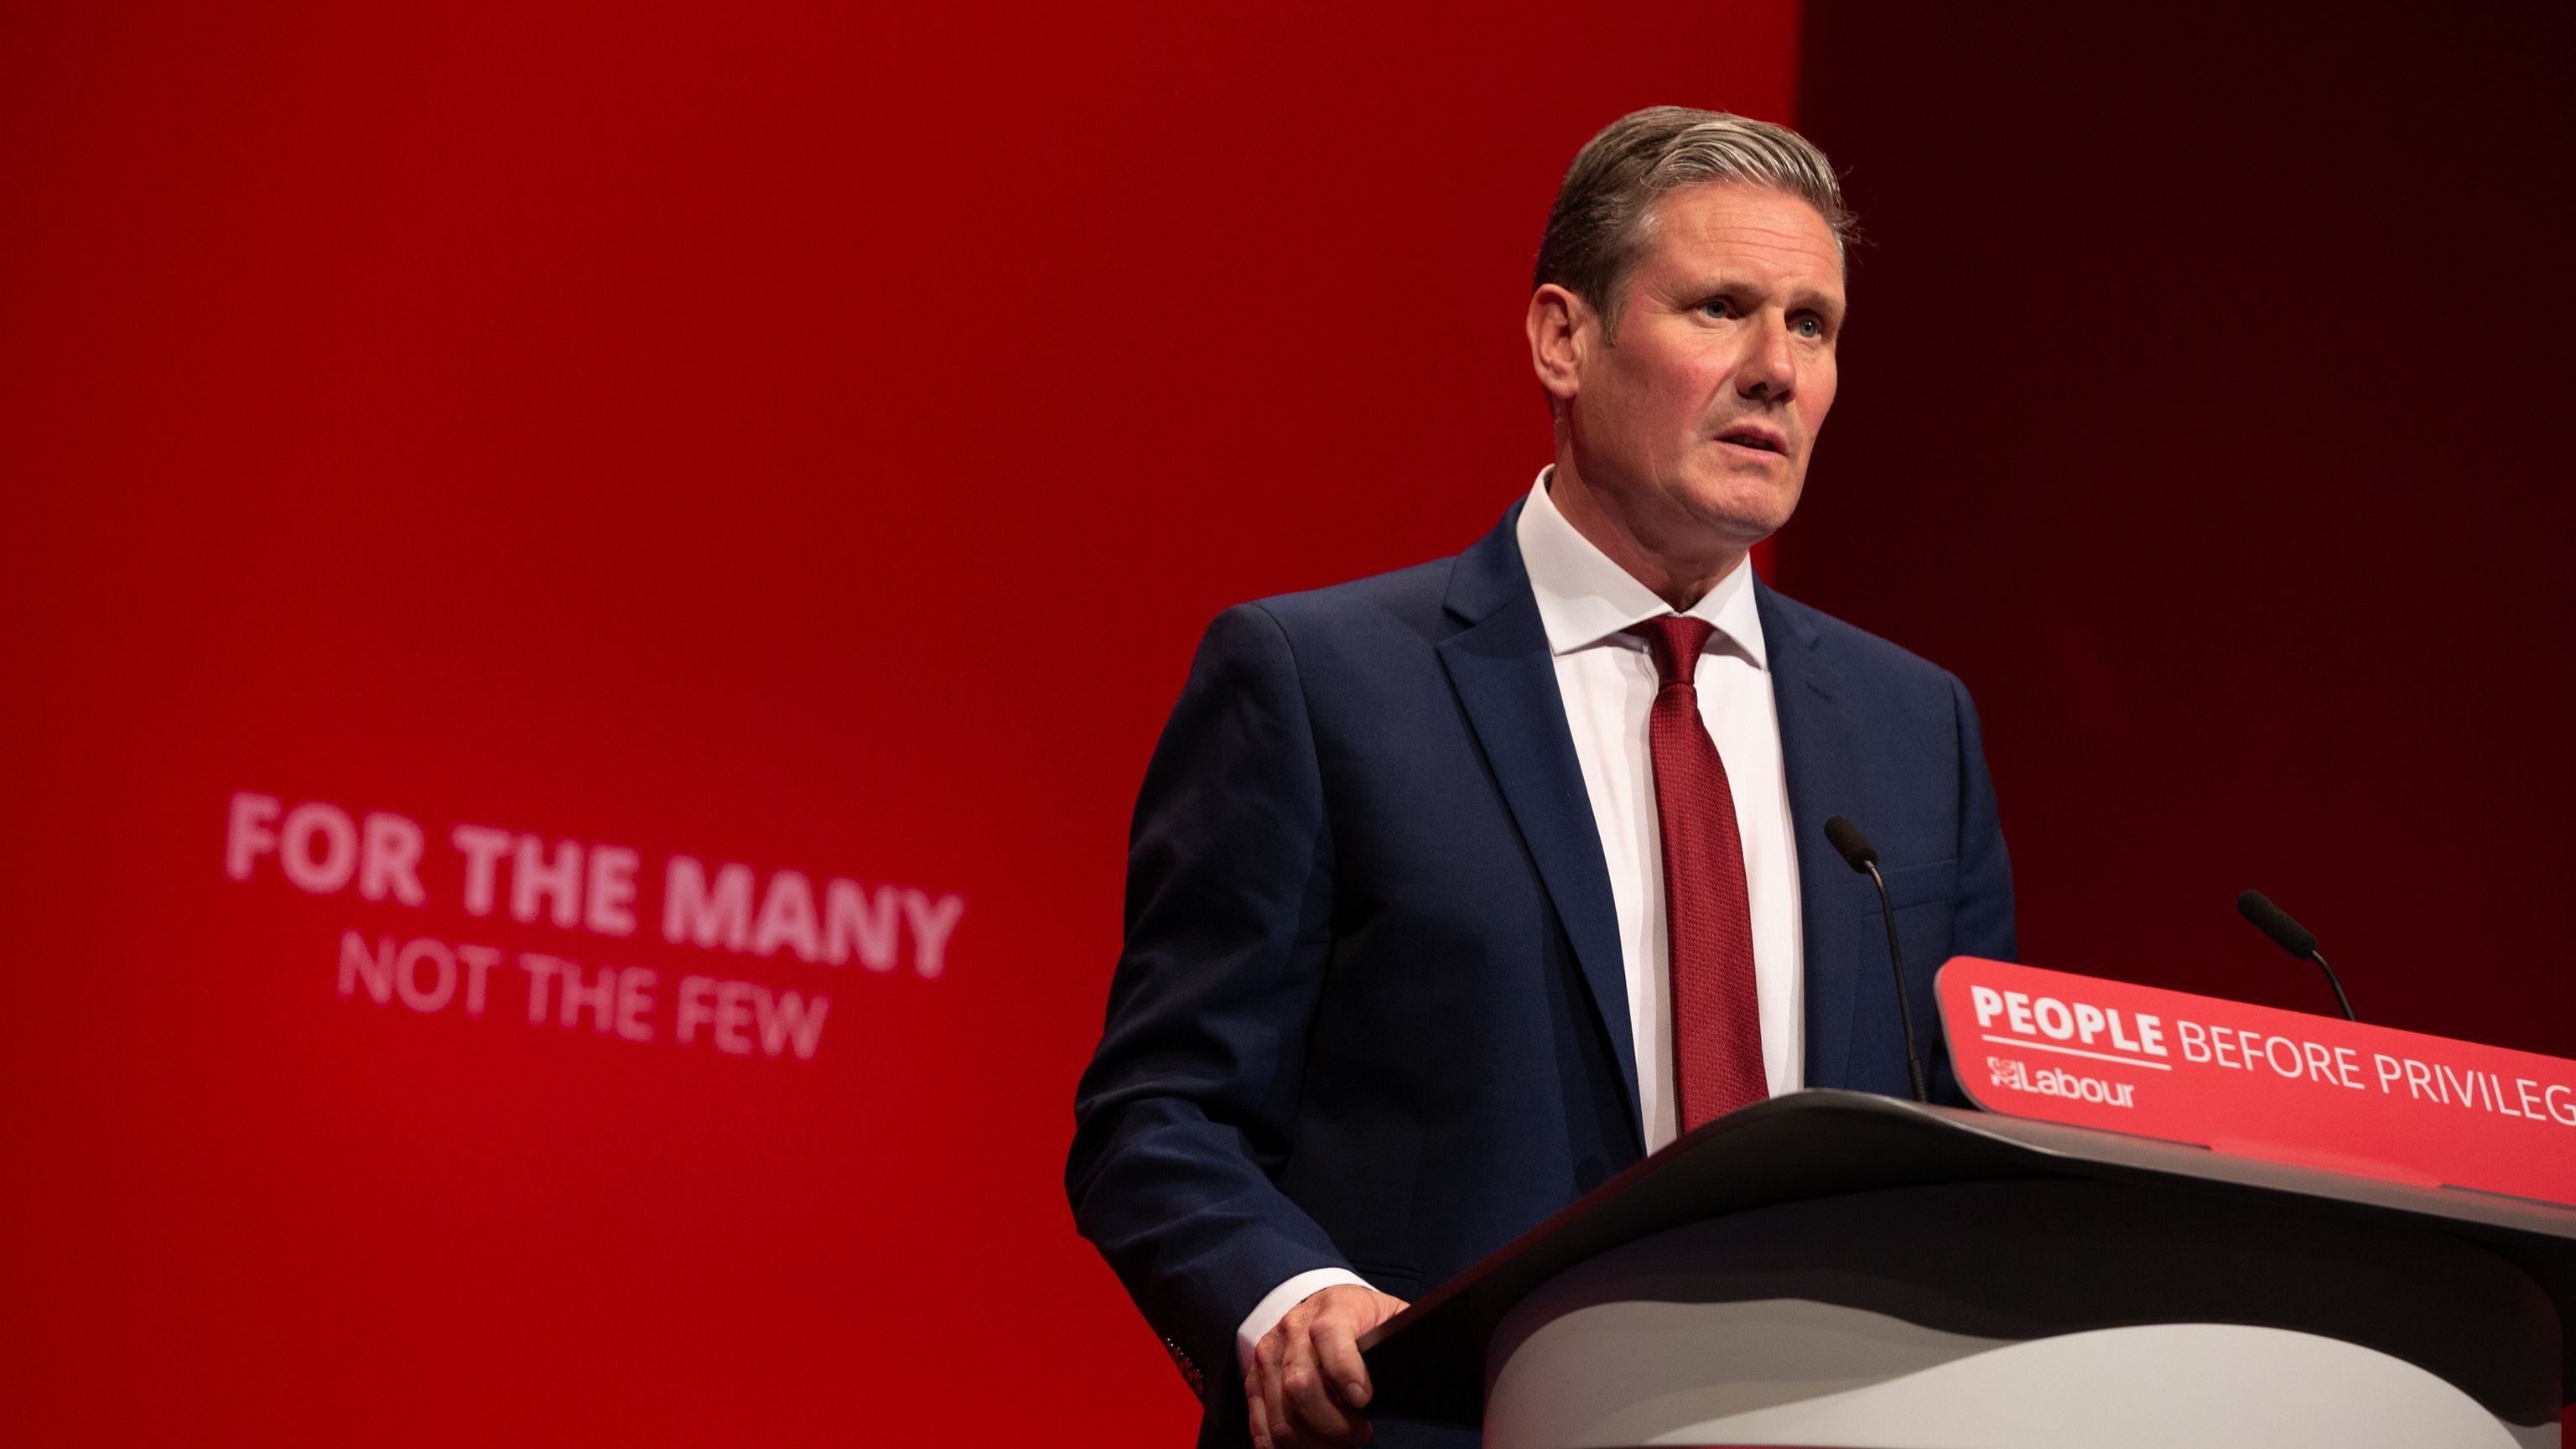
(0, 3), (1801, 1441)
(12, 2), (2569, 1439)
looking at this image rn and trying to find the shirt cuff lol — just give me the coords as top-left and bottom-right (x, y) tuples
(1234, 1267), (1375, 1378)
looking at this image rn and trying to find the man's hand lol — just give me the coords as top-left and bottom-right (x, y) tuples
(1248, 1284), (1410, 1449)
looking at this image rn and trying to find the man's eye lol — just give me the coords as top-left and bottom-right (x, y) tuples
(1699, 299), (1735, 319)
(1793, 315), (1824, 339)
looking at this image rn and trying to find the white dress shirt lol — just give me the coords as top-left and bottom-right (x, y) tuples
(1515, 469), (1807, 1144)
(1236, 470), (1807, 1368)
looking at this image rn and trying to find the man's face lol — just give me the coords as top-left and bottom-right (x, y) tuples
(1562, 182), (1846, 554)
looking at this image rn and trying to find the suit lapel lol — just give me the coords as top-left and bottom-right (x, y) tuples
(1758, 579), (1869, 1091)
(1438, 506), (1643, 1147)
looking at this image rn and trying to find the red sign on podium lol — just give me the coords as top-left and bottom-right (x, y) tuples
(1936, 958), (2576, 1210)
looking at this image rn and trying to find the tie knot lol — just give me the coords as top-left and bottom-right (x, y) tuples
(1638, 615), (1716, 688)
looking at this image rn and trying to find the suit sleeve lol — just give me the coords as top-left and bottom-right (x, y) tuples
(1914, 671), (2016, 1109)
(1067, 602), (1355, 1406)
(1949, 670), (2017, 964)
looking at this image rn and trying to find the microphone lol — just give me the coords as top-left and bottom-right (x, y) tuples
(2235, 889), (2357, 1021)
(1824, 816), (1928, 1103)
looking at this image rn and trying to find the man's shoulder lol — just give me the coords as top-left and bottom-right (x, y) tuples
(1235, 501), (1521, 644)
(1245, 554), (1457, 632)
(1761, 584), (1964, 698)
(1177, 550), (1475, 704)
(1215, 543), (1483, 657)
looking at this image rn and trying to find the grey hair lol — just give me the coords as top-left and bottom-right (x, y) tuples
(1535, 106), (1852, 338)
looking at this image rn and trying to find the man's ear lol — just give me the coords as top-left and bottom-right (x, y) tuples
(1526, 283), (1590, 406)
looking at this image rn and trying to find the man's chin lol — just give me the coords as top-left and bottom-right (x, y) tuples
(1670, 477), (1800, 552)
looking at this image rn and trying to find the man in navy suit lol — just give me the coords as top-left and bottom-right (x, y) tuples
(1068, 107), (2014, 1449)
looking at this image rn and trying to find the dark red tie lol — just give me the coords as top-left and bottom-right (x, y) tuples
(1639, 616), (1768, 1130)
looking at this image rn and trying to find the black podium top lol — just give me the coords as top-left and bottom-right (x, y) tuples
(1358, 1088), (2576, 1425)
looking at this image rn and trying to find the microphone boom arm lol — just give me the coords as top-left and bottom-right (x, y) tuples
(2312, 948), (2356, 1023)
(1862, 857), (1929, 1104)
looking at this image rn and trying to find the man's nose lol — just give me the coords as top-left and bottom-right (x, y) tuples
(1739, 312), (1798, 400)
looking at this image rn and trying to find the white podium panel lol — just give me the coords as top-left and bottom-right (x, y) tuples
(1363, 1093), (2576, 1445)
(1483, 1181), (2560, 1449)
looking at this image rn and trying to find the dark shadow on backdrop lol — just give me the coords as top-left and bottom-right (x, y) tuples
(1789, 1), (2576, 1058)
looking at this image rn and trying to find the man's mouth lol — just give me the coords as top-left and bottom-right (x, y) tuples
(1716, 425), (1788, 454)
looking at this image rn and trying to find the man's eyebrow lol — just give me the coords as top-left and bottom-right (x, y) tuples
(1785, 285), (1848, 320)
(1671, 274), (1846, 315)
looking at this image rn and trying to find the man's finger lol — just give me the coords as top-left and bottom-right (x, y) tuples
(1252, 1327), (1287, 1449)
(1280, 1320), (1361, 1443)
(1311, 1312), (1373, 1412)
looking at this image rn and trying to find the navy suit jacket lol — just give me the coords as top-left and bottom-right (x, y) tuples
(1067, 502), (2015, 1446)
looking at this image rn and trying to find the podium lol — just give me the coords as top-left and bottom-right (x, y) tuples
(1358, 1089), (2576, 1448)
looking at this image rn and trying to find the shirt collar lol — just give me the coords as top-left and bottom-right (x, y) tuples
(1514, 467), (1768, 669)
